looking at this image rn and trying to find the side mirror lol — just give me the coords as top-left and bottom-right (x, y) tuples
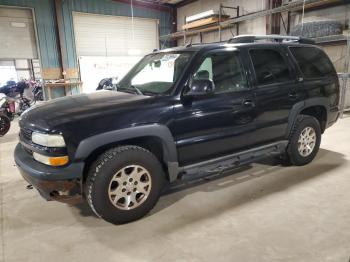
(186, 79), (215, 96)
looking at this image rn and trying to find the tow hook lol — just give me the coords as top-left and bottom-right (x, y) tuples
(26, 184), (33, 190)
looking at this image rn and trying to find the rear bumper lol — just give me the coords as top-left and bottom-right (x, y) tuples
(14, 143), (84, 204)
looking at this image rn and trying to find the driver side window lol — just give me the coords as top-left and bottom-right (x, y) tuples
(193, 52), (248, 93)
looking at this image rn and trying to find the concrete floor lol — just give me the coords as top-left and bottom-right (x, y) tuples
(1, 116), (350, 262)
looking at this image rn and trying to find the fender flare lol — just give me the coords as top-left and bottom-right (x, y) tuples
(286, 97), (330, 137)
(75, 124), (180, 181)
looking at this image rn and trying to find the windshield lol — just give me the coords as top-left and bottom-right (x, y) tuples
(117, 52), (193, 95)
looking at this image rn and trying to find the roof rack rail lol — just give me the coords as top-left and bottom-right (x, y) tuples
(184, 41), (224, 48)
(227, 35), (315, 44)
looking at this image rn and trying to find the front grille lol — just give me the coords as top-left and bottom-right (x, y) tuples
(20, 128), (32, 141)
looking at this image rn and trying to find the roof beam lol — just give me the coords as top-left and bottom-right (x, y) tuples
(112, 0), (172, 12)
(176, 0), (198, 8)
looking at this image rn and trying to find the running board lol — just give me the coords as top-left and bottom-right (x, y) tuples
(179, 141), (288, 181)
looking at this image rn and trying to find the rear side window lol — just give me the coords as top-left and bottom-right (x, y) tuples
(249, 49), (292, 86)
(290, 47), (335, 78)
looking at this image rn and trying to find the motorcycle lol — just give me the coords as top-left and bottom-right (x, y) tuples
(0, 80), (17, 97)
(0, 79), (44, 136)
(96, 77), (118, 91)
(0, 94), (15, 136)
(28, 79), (43, 102)
(0, 113), (10, 136)
(33, 84), (43, 102)
(18, 94), (31, 115)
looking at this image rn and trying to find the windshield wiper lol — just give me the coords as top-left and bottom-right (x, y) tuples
(127, 85), (143, 95)
(114, 84), (143, 95)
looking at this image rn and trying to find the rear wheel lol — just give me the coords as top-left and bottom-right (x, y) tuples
(0, 114), (10, 136)
(85, 145), (165, 224)
(286, 115), (321, 166)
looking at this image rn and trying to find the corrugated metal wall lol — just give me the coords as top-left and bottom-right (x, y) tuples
(0, 0), (172, 79)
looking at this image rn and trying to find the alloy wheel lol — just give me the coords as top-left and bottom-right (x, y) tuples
(108, 165), (152, 210)
(297, 126), (316, 157)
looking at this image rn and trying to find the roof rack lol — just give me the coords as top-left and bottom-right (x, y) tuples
(227, 35), (315, 44)
(184, 41), (225, 48)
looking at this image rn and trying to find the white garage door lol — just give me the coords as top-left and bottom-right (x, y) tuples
(0, 7), (38, 59)
(73, 12), (158, 57)
(73, 12), (159, 93)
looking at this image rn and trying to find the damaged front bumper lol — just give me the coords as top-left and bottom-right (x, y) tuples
(14, 143), (84, 205)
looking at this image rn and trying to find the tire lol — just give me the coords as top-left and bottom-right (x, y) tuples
(286, 115), (321, 166)
(85, 145), (165, 224)
(0, 114), (11, 136)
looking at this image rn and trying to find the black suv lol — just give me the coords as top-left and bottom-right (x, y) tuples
(15, 35), (340, 224)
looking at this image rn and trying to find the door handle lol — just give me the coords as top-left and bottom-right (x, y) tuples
(288, 91), (298, 100)
(243, 99), (255, 107)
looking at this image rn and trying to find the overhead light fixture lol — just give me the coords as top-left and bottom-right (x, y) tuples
(186, 10), (218, 23)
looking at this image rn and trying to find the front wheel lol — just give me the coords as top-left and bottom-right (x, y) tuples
(0, 114), (11, 136)
(286, 115), (321, 166)
(85, 145), (165, 224)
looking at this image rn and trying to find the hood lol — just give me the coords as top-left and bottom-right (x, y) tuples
(20, 91), (150, 132)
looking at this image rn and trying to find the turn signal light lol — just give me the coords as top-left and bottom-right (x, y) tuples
(33, 153), (69, 166)
(49, 156), (69, 166)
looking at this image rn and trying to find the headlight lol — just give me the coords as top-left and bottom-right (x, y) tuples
(33, 152), (69, 166)
(32, 132), (66, 147)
